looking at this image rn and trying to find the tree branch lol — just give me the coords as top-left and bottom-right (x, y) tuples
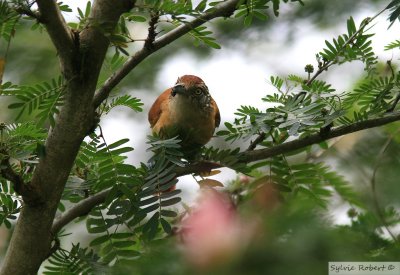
(51, 111), (400, 233)
(35, 0), (75, 74)
(51, 189), (109, 234)
(241, 112), (400, 162)
(92, 0), (240, 108)
(144, 12), (159, 51)
(247, 132), (267, 151)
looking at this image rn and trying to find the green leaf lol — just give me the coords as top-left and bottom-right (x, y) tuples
(89, 235), (110, 246)
(188, 26), (221, 49)
(325, 40), (337, 55)
(113, 240), (136, 248)
(244, 14), (253, 26)
(141, 203), (159, 213)
(347, 16), (357, 36)
(160, 197), (181, 207)
(385, 39), (400, 50)
(160, 209), (178, 217)
(116, 250), (140, 257)
(387, 0), (400, 9)
(195, 0), (207, 11)
(160, 218), (172, 234)
(142, 212), (159, 240)
(111, 232), (134, 239)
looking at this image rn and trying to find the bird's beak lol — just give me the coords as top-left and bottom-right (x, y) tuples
(171, 83), (186, 97)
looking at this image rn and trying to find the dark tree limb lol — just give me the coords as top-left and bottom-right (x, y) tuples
(51, 111), (400, 234)
(35, 0), (76, 75)
(92, 0), (240, 108)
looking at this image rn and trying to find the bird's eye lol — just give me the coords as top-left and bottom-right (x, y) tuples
(194, 88), (202, 95)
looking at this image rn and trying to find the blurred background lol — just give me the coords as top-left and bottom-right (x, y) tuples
(1, 0), (400, 273)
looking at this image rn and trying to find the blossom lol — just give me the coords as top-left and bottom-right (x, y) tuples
(180, 188), (246, 268)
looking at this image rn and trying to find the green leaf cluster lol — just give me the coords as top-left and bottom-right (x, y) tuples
(0, 181), (19, 229)
(234, 0), (303, 26)
(250, 158), (362, 208)
(102, 95), (143, 115)
(0, 1), (19, 42)
(1, 77), (65, 126)
(47, 135), (184, 267)
(343, 75), (399, 115)
(319, 16), (377, 74)
(43, 243), (104, 275)
(218, 75), (344, 144)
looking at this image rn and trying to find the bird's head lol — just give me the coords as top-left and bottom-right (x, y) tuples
(171, 75), (212, 110)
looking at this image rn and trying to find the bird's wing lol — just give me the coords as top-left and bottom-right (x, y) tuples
(148, 88), (171, 128)
(212, 99), (221, 128)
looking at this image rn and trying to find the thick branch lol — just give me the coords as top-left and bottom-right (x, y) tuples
(35, 0), (75, 74)
(93, 0), (240, 108)
(52, 112), (400, 233)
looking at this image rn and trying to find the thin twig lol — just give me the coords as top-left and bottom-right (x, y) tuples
(144, 12), (159, 50)
(14, 6), (42, 22)
(370, 134), (399, 243)
(247, 132), (267, 151)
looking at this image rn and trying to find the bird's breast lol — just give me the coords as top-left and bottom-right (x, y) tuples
(154, 96), (215, 147)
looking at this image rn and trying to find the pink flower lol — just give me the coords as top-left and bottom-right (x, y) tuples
(180, 188), (247, 268)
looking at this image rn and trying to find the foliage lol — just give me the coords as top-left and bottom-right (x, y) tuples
(0, 1), (19, 42)
(1, 77), (65, 126)
(102, 94), (143, 115)
(43, 243), (105, 275)
(1, 0), (400, 274)
(57, 133), (184, 266)
(0, 181), (19, 229)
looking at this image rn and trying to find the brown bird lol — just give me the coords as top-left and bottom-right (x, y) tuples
(148, 75), (220, 151)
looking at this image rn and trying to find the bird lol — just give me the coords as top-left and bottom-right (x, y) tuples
(148, 75), (220, 152)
